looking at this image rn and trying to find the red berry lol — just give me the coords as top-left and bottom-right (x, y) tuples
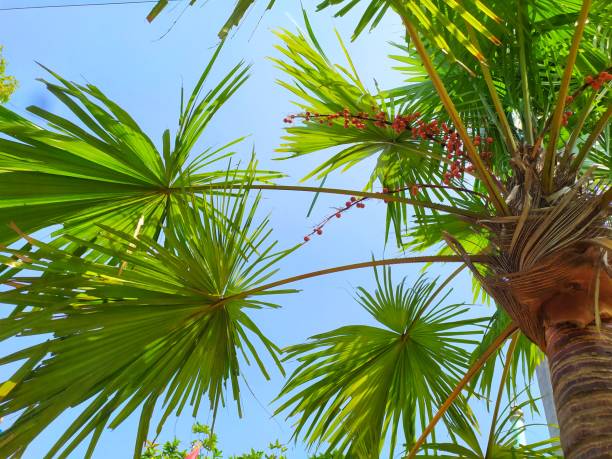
(486, 137), (493, 144)
(345, 201), (352, 207)
(335, 212), (341, 218)
(350, 196), (357, 202)
(316, 228), (323, 235)
(304, 236), (310, 242)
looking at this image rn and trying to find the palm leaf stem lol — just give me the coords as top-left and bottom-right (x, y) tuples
(561, 91), (598, 164)
(207, 256), (489, 313)
(535, 69), (610, 154)
(402, 17), (510, 216)
(484, 332), (519, 458)
(542, 0), (593, 192)
(182, 185), (489, 219)
(467, 26), (518, 154)
(517, 0), (534, 146)
(569, 102), (612, 175)
(405, 323), (519, 459)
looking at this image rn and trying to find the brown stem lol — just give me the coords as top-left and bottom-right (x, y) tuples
(247, 256), (487, 296)
(202, 255), (490, 315)
(405, 323), (518, 458)
(183, 184), (489, 219)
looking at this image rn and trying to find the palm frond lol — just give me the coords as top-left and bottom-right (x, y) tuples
(316, 0), (503, 63)
(0, 47), (281, 249)
(469, 308), (544, 404)
(0, 188), (295, 458)
(276, 268), (484, 457)
(272, 15), (492, 246)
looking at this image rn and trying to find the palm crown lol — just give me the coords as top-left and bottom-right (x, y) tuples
(0, 0), (610, 458)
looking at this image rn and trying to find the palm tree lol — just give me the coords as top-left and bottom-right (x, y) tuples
(0, 1), (610, 458)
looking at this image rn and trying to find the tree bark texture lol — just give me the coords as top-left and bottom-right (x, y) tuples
(546, 321), (612, 458)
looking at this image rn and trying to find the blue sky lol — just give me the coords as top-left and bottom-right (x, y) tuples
(1, 1), (551, 457)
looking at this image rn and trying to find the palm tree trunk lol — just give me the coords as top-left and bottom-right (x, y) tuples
(546, 321), (612, 458)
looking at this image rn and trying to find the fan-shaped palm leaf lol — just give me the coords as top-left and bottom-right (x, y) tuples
(276, 268), (485, 457)
(0, 185), (296, 458)
(0, 45), (281, 250)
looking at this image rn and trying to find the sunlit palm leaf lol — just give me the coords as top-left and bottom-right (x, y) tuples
(273, 16), (491, 246)
(0, 46), (281, 250)
(0, 188), (296, 458)
(276, 268), (484, 457)
(272, 11), (442, 180)
(315, 0), (502, 63)
(468, 309), (544, 403)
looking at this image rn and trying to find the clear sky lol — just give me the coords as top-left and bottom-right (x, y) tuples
(0, 1), (550, 457)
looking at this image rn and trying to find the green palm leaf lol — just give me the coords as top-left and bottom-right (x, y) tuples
(315, 0), (503, 62)
(0, 45), (281, 250)
(468, 309), (544, 403)
(273, 16), (492, 247)
(273, 17), (442, 183)
(276, 268), (485, 457)
(0, 187), (296, 458)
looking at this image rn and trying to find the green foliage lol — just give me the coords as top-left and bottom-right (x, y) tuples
(0, 1), (608, 458)
(276, 268), (485, 457)
(0, 46), (17, 104)
(414, 395), (561, 458)
(142, 423), (225, 459)
(0, 189), (297, 458)
(141, 421), (346, 459)
(0, 45), (280, 249)
(273, 13), (492, 247)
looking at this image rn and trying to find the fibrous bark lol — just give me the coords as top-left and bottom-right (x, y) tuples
(546, 321), (612, 458)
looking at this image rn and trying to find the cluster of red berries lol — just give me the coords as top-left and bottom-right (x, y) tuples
(585, 71), (612, 91)
(284, 109), (370, 129)
(284, 108), (493, 197)
(561, 110), (573, 126)
(300, 181), (481, 243)
(302, 195), (367, 242)
(440, 127), (489, 184)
